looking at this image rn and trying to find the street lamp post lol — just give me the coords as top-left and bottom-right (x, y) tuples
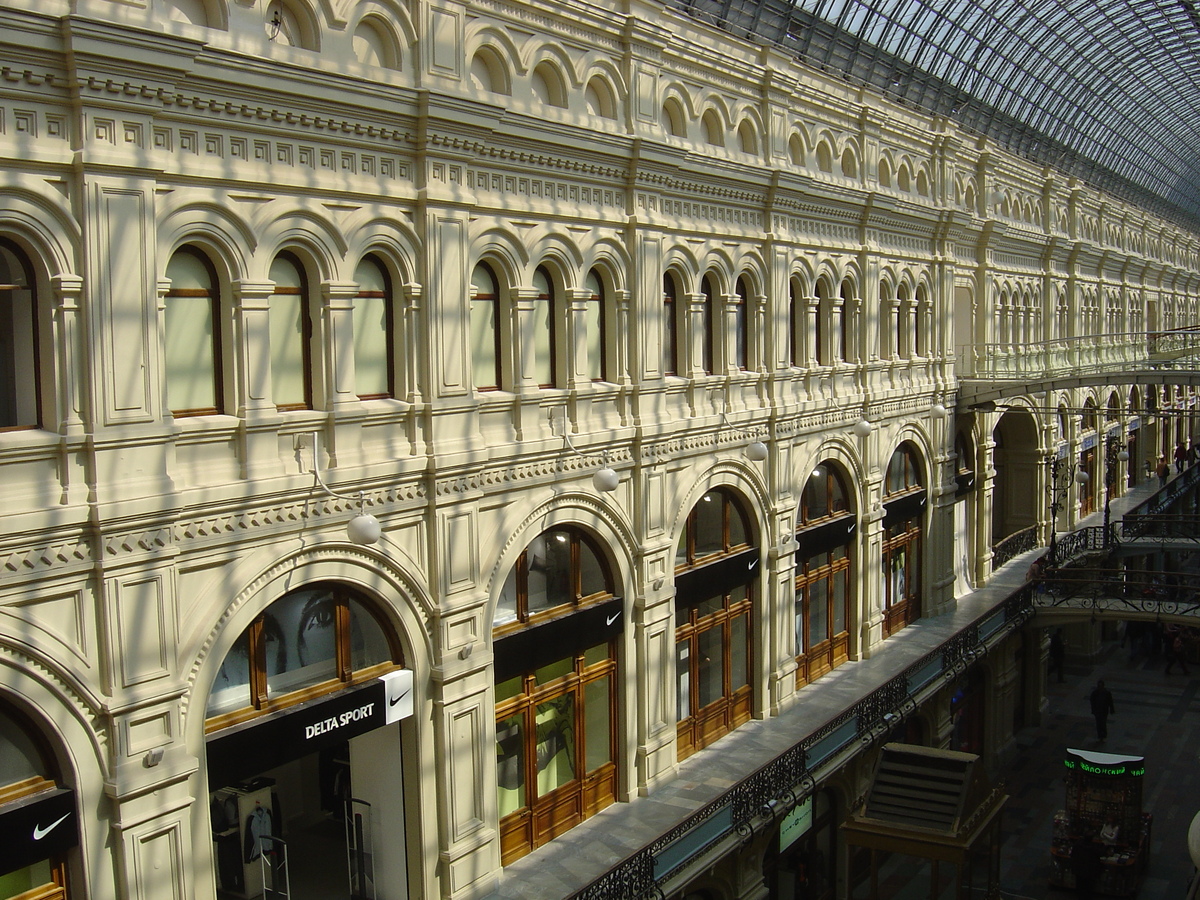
(1103, 435), (1131, 548)
(1046, 454), (1069, 567)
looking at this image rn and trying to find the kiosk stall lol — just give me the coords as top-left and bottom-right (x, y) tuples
(1049, 749), (1150, 896)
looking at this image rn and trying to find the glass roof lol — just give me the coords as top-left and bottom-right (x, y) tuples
(673, 0), (1200, 233)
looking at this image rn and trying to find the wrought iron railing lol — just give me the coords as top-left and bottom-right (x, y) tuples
(1118, 515), (1200, 543)
(991, 525), (1038, 570)
(568, 592), (1035, 900)
(1032, 569), (1200, 620)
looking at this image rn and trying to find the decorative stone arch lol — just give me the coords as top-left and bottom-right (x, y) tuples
(525, 229), (586, 284)
(469, 226), (530, 288)
(161, 201), (255, 271)
(348, 1), (414, 70)
(0, 187), (82, 280)
(787, 128), (808, 166)
(665, 459), (771, 557)
(581, 236), (632, 290)
(266, 0), (322, 51)
(794, 437), (869, 520)
(162, 0), (229, 30)
(255, 209), (349, 283)
(660, 84), (695, 138)
(466, 25), (520, 93)
(343, 215), (421, 286)
(700, 107), (727, 147)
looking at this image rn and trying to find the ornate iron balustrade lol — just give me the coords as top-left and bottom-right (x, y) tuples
(1032, 569), (1200, 620)
(992, 525), (1038, 571)
(1051, 526), (1108, 562)
(1126, 463), (1200, 517)
(566, 591), (1036, 900)
(1119, 515), (1200, 543)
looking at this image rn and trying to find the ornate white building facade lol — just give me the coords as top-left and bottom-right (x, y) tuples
(0, 1), (1197, 899)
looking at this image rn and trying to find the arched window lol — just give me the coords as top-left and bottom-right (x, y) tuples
(788, 280), (801, 368)
(733, 276), (749, 371)
(663, 272), (679, 377)
(674, 489), (755, 759)
(700, 274), (716, 375)
(662, 98), (686, 137)
(795, 464), (854, 685)
(165, 246), (223, 416)
(352, 16), (398, 69)
(531, 62), (566, 109)
(470, 263), (501, 391)
(701, 110), (724, 147)
(815, 280), (830, 366)
(531, 266), (556, 388)
(585, 78), (615, 119)
(268, 252), (313, 410)
(0, 703), (70, 899)
(206, 584), (400, 726)
(882, 445), (925, 636)
(352, 255), (394, 399)
(583, 269), (606, 382)
(492, 527), (619, 864)
(0, 239), (41, 430)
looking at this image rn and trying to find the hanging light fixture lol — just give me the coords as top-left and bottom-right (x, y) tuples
(853, 418), (874, 438)
(297, 433), (383, 545)
(552, 409), (620, 493)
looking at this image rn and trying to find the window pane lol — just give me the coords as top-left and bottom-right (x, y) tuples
(809, 578), (828, 644)
(582, 642), (609, 668)
(269, 292), (307, 408)
(730, 613), (749, 691)
(663, 275), (677, 376)
(496, 713), (525, 816)
(728, 501), (749, 548)
(834, 569), (847, 634)
(583, 676), (611, 772)
(470, 265), (499, 390)
(694, 493), (724, 557)
(495, 676), (524, 703)
(526, 532), (571, 615)
(534, 655), (572, 685)
(696, 593), (724, 620)
(530, 291), (553, 387)
(535, 695), (576, 795)
(353, 259), (390, 398)
(348, 598), (391, 671)
(0, 285), (36, 428)
(495, 567), (518, 627)
(676, 639), (690, 720)
(806, 474), (829, 520)
(585, 272), (604, 381)
(0, 711), (47, 787)
(208, 629), (252, 717)
(794, 593), (806, 655)
(675, 528), (688, 568)
(264, 588), (338, 697)
(0, 860), (53, 898)
(697, 625), (725, 707)
(164, 294), (217, 412)
(579, 539), (607, 598)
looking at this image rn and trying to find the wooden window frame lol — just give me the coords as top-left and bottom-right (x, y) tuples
(495, 528), (613, 636)
(471, 262), (503, 392)
(271, 250), (314, 411)
(676, 489), (751, 569)
(533, 265), (557, 390)
(794, 549), (851, 686)
(165, 246), (223, 417)
(0, 237), (41, 432)
(733, 277), (749, 371)
(663, 273), (679, 377)
(353, 254), (395, 401)
(495, 644), (617, 865)
(882, 520), (921, 636)
(205, 585), (401, 733)
(675, 589), (753, 760)
(584, 270), (607, 383)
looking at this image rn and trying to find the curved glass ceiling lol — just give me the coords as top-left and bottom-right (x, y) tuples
(674, 0), (1200, 233)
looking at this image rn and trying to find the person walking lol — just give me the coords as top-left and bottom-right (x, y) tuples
(1176, 441), (1188, 473)
(1089, 679), (1114, 741)
(1157, 456), (1170, 487)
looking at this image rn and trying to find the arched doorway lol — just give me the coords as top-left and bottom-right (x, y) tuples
(882, 444), (927, 636)
(491, 525), (622, 865)
(794, 462), (856, 686)
(675, 488), (757, 760)
(0, 702), (76, 900)
(204, 583), (410, 900)
(990, 409), (1040, 545)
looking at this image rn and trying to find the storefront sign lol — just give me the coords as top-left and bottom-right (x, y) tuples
(0, 787), (77, 877)
(1128, 417), (1140, 431)
(778, 797), (813, 852)
(207, 672), (414, 789)
(1082, 434), (1097, 450)
(1063, 748), (1145, 777)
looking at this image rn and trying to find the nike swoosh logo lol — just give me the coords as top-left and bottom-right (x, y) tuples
(33, 813), (69, 841)
(606, 611), (621, 626)
(749, 558), (758, 570)
(389, 687), (411, 708)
